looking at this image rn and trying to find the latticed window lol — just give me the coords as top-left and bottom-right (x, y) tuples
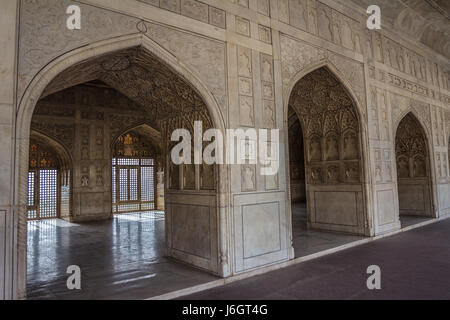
(112, 132), (157, 213)
(27, 140), (64, 220)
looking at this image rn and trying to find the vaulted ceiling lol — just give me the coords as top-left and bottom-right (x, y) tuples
(41, 47), (209, 122)
(350, 0), (450, 59)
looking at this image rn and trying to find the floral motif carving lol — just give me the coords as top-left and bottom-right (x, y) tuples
(395, 113), (428, 179)
(289, 67), (362, 185)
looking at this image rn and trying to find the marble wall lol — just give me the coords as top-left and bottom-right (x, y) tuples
(0, 0), (449, 299)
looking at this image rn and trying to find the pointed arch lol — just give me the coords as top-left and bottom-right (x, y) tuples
(110, 122), (162, 152)
(285, 65), (371, 237)
(395, 112), (435, 218)
(30, 130), (73, 171)
(13, 34), (230, 299)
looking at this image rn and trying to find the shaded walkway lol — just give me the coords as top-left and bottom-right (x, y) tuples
(183, 218), (450, 300)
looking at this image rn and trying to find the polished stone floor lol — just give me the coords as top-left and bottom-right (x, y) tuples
(400, 215), (433, 228)
(292, 202), (364, 258)
(27, 206), (434, 300)
(27, 211), (218, 300)
(183, 217), (450, 300)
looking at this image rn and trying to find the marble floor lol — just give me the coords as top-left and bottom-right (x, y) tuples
(27, 211), (218, 300)
(291, 202), (365, 258)
(183, 217), (450, 300)
(27, 205), (434, 299)
(400, 215), (434, 228)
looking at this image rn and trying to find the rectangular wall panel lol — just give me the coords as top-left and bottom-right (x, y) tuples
(166, 192), (218, 273)
(313, 191), (358, 226)
(243, 202), (281, 258)
(377, 189), (396, 226)
(171, 204), (211, 260)
(233, 192), (288, 273)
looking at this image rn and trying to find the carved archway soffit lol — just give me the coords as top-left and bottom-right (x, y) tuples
(40, 47), (210, 125)
(29, 130), (72, 170)
(395, 113), (429, 179)
(279, 37), (367, 119)
(391, 94), (432, 139)
(288, 68), (362, 185)
(289, 68), (359, 138)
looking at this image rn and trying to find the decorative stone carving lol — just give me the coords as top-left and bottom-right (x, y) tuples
(30, 119), (75, 152)
(280, 35), (327, 87)
(317, 5), (332, 41)
(81, 175), (89, 187)
(328, 54), (366, 115)
(236, 17), (251, 37)
(289, 0), (307, 31)
(289, 67), (362, 185)
(144, 22), (227, 111)
(242, 165), (256, 191)
(18, 0), (139, 98)
(395, 113), (428, 179)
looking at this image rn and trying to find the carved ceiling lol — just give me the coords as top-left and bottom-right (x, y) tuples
(395, 112), (428, 178)
(41, 47), (210, 122)
(349, 0), (450, 59)
(289, 67), (358, 138)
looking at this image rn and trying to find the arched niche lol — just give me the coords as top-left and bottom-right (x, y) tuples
(287, 67), (368, 235)
(395, 112), (433, 217)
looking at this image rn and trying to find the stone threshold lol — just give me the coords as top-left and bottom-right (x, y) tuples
(148, 214), (450, 300)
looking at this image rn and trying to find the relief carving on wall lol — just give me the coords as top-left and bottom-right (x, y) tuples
(143, 21), (227, 113)
(163, 108), (215, 191)
(280, 35), (327, 88)
(18, 0), (139, 98)
(280, 35), (366, 118)
(28, 140), (59, 169)
(30, 119), (75, 152)
(391, 93), (432, 137)
(395, 113), (428, 179)
(289, 67), (361, 185)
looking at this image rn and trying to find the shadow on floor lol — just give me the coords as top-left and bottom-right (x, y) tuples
(27, 211), (218, 300)
(400, 215), (434, 228)
(291, 203), (364, 258)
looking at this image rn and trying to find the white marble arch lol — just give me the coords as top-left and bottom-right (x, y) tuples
(282, 60), (373, 240)
(13, 34), (230, 299)
(393, 111), (437, 219)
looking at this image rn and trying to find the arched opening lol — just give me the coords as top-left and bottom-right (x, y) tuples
(24, 45), (222, 299)
(395, 113), (434, 227)
(111, 126), (163, 214)
(27, 132), (72, 221)
(287, 67), (367, 257)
